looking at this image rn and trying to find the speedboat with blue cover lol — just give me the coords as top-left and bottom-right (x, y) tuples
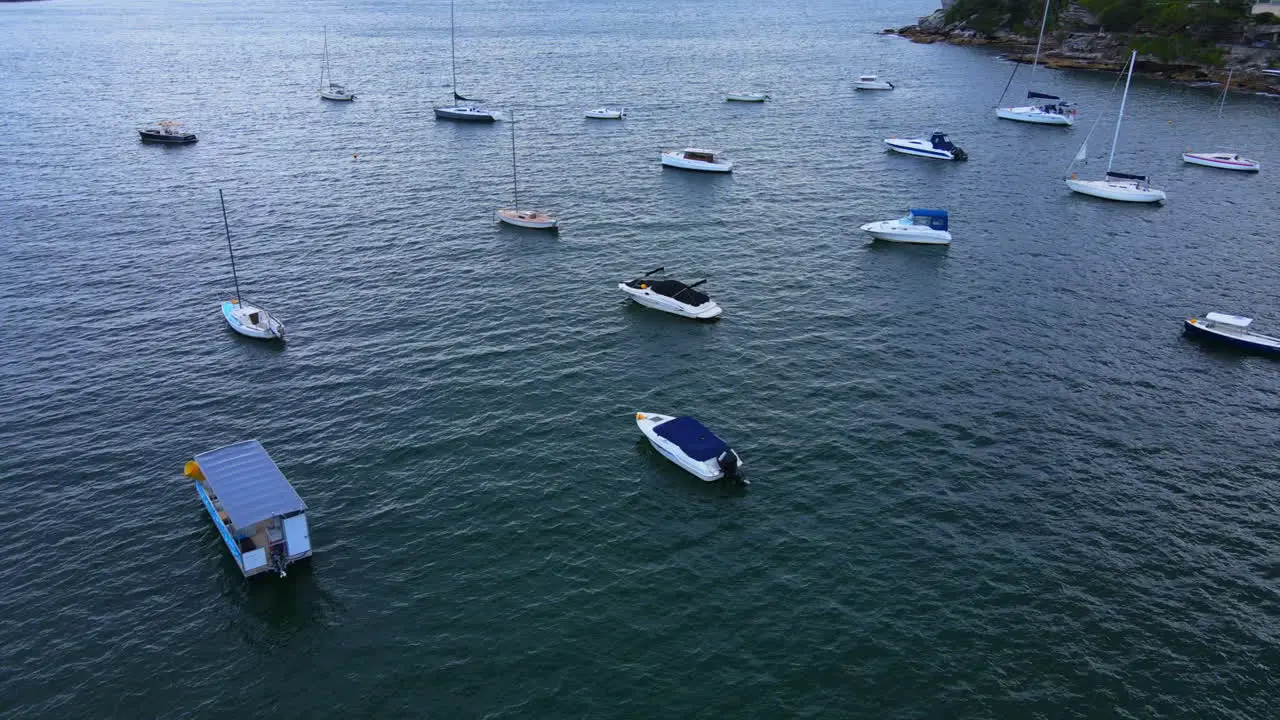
(860, 209), (952, 245)
(620, 267), (722, 320)
(635, 412), (746, 484)
(884, 132), (967, 161)
(184, 440), (313, 578)
(1184, 313), (1280, 356)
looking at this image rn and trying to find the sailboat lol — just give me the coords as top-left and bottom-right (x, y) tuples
(496, 111), (557, 230)
(995, 0), (1076, 126)
(1065, 51), (1166, 203)
(318, 26), (355, 101)
(217, 190), (285, 341)
(1182, 70), (1261, 172)
(433, 0), (500, 122)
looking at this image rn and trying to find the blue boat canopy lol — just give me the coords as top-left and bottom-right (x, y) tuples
(653, 416), (729, 461)
(909, 208), (949, 231)
(194, 440), (306, 529)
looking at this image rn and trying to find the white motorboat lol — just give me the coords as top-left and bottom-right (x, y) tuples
(725, 92), (769, 102)
(661, 147), (733, 172)
(139, 121), (197, 143)
(884, 133), (967, 161)
(619, 267), (722, 320)
(1065, 51), (1164, 203)
(635, 412), (746, 484)
(1181, 70), (1260, 172)
(496, 111), (558, 230)
(318, 27), (355, 101)
(434, 0), (498, 123)
(860, 209), (952, 245)
(217, 190), (285, 341)
(1181, 152), (1260, 172)
(1065, 173), (1166, 203)
(1184, 312), (1280, 356)
(994, 1), (1076, 126)
(585, 107), (626, 119)
(853, 75), (894, 90)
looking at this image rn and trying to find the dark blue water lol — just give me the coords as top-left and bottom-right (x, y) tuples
(3, 0), (1280, 717)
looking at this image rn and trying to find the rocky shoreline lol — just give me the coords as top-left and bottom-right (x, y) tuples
(885, 8), (1280, 95)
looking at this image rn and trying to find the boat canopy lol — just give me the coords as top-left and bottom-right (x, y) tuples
(1027, 91), (1060, 100)
(929, 133), (956, 151)
(653, 416), (729, 461)
(909, 208), (949, 231)
(1205, 312), (1252, 327)
(194, 440), (306, 529)
(1107, 171), (1148, 182)
(647, 279), (710, 306)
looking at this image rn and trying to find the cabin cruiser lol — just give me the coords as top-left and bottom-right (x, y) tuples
(320, 82), (355, 101)
(997, 93), (1076, 125)
(854, 75), (894, 90)
(884, 132), (967, 161)
(860, 209), (951, 245)
(434, 105), (501, 122)
(139, 121), (198, 143)
(619, 267), (722, 320)
(1184, 313), (1280, 356)
(222, 299), (285, 340)
(661, 147), (733, 172)
(585, 107), (626, 119)
(1065, 171), (1166, 203)
(725, 92), (769, 102)
(496, 209), (558, 230)
(635, 412), (746, 484)
(1181, 152), (1260, 172)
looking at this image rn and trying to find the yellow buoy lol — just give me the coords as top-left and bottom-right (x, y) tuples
(183, 460), (204, 480)
(636, 413), (645, 420)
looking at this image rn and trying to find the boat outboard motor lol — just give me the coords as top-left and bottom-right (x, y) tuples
(717, 450), (744, 486)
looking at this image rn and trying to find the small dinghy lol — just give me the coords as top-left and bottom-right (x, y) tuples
(1181, 152), (1260, 172)
(636, 412), (746, 484)
(860, 209), (952, 245)
(139, 121), (197, 144)
(854, 75), (894, 90)
(585, 106), (626, 119)
(216, 190), (285, 341)
(619, 267), (722, 320)
(884, 132), (967, 161)
(725, 92), (769, 102)
(661, 147), (733, 173)
(1184, 312), (1280, 356)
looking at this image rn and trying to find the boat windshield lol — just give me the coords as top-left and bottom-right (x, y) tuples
(684, 151), (715, 163)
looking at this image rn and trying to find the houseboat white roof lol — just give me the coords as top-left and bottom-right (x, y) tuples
(194, 440), (306, 528)
(1205, 312), (1252, 327)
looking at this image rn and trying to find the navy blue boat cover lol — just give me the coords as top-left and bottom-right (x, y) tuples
(653, 416), (728, 461)
(1106, 171), (1148, 181)
(910, 208), (949, 231)
(196, 440), (306, 529)
(1027, 91), (1060, 100)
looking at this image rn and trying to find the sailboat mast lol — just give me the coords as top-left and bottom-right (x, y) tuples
(1030, 0), (1050, 76)
(321, 26), (328, 88)
(1107, 50), (1137, 173)
(450, 0), (458, 94)
(510, 111), (519, 211)
(1218, 69), (1232, 121)
(218, 190), (243, 308)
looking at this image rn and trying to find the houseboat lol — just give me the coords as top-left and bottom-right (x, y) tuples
(184, 440), (312, 577)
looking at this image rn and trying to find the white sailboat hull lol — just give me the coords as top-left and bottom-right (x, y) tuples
(320, 88), (355, 101)
(1181, 152), (1260, 172)
(222, 300), (284, 340)
(996, 106), (1072, 125)
(725, 93), (768, 102)
(585, 108), (626, 119)
(496, 209), (558, 230)
(1065, 178), (1166, 203)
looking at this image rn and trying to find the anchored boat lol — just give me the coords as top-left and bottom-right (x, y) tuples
(660, 147), (733, 172)
(860, 209), (952, 245)
(1184, 313), (1280, 356)
(185, 440), (312, 578)
(434, 0), (501, 122)
(1181, 70), (1260, 172)
(619, 267), (722, 320)
(884, 133), (967, 161)
(725, 92), (769, 102)
(495, 110), (558, 230)
(139, 121), (197, 144)
(217, 190), (285, 341)
(994, 0), (1076, 126)
(636, 413), (745, 484)
(318, 26), (355, 101)
(853, 74), (894, 90)
(585, 106), (626, 119)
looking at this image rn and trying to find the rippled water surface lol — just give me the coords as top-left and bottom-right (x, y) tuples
(3, 0), (1280, 717)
